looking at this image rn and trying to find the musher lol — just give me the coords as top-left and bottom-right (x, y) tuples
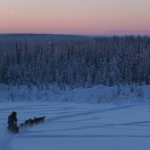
(7, 111), (19, 133)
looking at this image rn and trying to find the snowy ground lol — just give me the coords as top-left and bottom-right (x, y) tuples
(1, 102), (150, 150)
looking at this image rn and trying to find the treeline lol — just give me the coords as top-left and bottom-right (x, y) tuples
(0, 35), (150, 90)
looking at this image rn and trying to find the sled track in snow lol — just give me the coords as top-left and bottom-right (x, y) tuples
(0, 131), (13, 150)
(46, 104), (140, 122)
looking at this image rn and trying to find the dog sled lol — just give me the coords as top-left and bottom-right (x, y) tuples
(7, 123), (19, 133)
(7, 116), (46, 133)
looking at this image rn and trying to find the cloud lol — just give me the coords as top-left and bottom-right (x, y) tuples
(10, 11), (14, 14)
(110, 30), (150, 33)
(85, 29), (110, 35)
(108, 30), (150, 35)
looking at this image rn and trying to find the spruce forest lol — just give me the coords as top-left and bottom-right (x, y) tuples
(0, 34), (150, 90)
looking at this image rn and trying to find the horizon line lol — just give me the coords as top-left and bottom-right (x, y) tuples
(0, 33), (150, 37)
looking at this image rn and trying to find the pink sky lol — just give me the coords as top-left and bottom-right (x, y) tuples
(0, 0), (150, 35)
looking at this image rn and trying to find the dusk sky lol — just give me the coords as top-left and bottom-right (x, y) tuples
(0, 0), (150, 35)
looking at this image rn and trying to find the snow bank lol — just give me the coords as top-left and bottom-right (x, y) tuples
(0, 83), (150, 104)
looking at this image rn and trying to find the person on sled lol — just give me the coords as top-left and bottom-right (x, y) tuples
(7, 111), (19, 133)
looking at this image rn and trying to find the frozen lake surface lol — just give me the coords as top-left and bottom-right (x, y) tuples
(1, 102), (150, 150)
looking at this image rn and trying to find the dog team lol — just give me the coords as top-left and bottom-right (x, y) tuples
(19, 116), (46, 128)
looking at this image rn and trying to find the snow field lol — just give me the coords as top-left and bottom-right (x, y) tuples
(1, 102), (150, 150)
